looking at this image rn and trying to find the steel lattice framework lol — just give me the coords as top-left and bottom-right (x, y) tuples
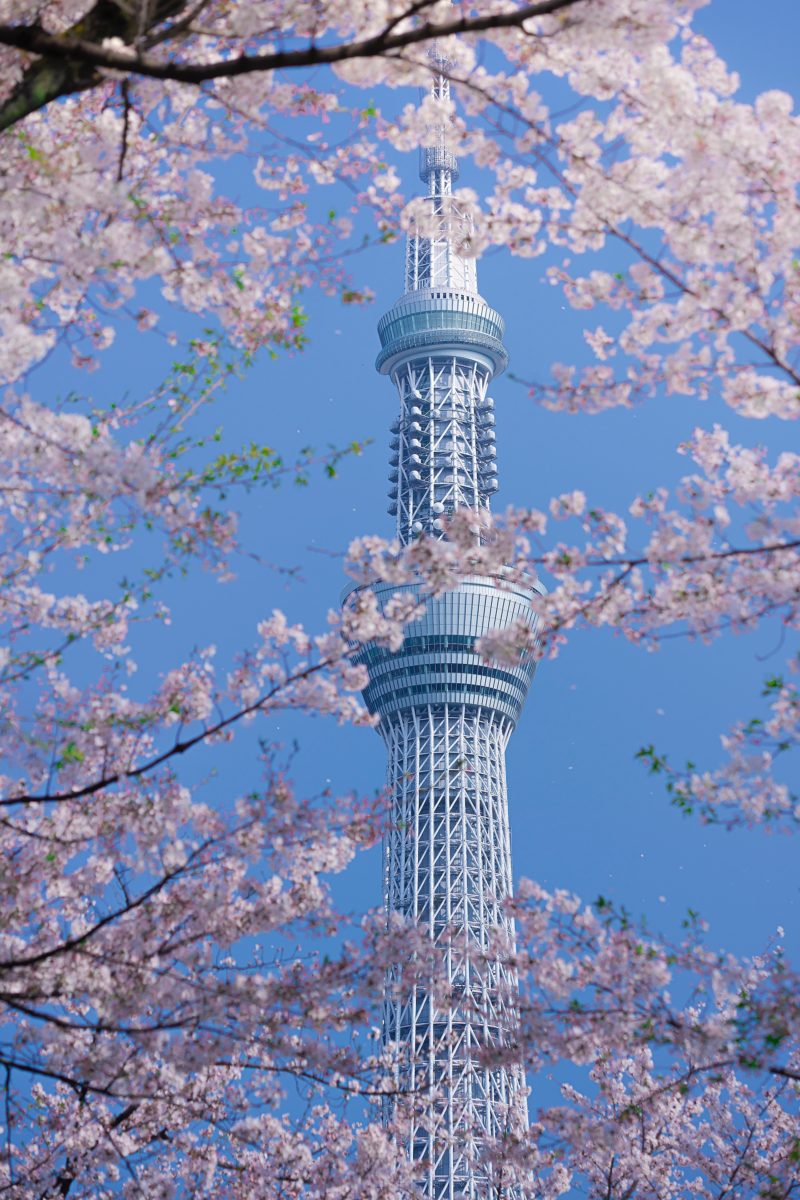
(347, 56), (541, 1200)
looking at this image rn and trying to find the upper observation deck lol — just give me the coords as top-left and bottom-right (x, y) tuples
(375, 288), (508, 377)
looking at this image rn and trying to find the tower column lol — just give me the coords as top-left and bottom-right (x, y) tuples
(349, 51), (542, 1199)
(381, 705), (526, 1198)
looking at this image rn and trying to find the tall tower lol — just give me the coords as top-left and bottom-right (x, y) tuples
(350, 55), (541, 1199)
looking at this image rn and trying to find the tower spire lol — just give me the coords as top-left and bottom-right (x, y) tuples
(419, 47), (457, 193)
(405, 48), (478, 296)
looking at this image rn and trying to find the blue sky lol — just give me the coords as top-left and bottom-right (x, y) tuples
(27, 0), (800, 969)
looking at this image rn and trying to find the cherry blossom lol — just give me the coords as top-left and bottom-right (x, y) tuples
(0, 0), (798, 1194)
(638, 661), (800, 830)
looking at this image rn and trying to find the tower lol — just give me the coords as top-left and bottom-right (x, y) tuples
(348, 55), (541, 1199)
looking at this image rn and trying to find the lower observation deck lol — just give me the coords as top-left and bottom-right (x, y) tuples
(347, 576), (542, 726)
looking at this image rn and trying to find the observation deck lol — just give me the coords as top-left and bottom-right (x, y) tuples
(376, 288), (508, 377)
(347, 575), (542, 726)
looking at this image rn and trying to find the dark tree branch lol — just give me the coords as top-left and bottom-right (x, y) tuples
(768, 1066), (800, 1082)
(0, 0), (587, 129)
(2, 654), (339, 807)
(0, 0), (186, 130)
(2, 538), (797, 810)
(116, 78), (131, 181)
(0, 836), (215, 972)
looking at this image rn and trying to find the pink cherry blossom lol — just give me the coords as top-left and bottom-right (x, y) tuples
(0, 1), (797, 1194)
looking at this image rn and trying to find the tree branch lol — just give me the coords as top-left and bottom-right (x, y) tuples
(2, 654), (339, 807)
(0, 0), (586, 129)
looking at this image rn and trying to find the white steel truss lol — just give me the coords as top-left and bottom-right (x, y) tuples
(404, 59), (478, 296)
(381, 706), (527, 1199)
(388, 355), (497, 544)
(404, 204), (478, 295)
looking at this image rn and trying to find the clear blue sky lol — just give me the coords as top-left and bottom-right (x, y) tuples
(29, 0), (800, 965)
